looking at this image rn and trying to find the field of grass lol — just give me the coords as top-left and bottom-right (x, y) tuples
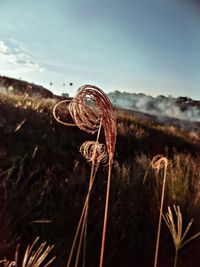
(0, 91), (200, 267)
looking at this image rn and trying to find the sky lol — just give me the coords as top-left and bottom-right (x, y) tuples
(0, 0), (200, 98)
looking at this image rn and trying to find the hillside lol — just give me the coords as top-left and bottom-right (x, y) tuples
(0, 75), (60, 99)
(0, 80), (200, 266)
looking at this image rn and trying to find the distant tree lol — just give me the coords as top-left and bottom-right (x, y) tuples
(69, 82), (73, 86)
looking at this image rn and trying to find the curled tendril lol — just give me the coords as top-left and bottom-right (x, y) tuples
(69, 85), (117, 162)
(80, 141), (107, 165)
(53, 99), (76, 127)
(151, 155), (168, 173)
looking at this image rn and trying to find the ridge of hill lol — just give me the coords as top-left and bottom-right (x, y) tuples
(0, 75), (200, 136)
(1, 75), (200, 123)
(0, 75), (58, 99)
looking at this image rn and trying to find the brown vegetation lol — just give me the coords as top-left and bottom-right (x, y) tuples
(0, 90), (200, 266)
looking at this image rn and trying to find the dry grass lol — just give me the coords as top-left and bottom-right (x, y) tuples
(0, 92), (57, 114)
(0, 237), (55, 267)
(163, 205), (200, 267)
(0, 88), (200, 266)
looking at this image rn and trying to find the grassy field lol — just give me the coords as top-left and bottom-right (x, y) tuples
(0, 91), (200, 267)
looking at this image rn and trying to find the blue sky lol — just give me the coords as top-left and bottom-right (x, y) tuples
(0, 0), (200, 98)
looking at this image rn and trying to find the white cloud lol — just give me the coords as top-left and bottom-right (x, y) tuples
(0, 41), (9, 55)
(0, 40), (44, 72)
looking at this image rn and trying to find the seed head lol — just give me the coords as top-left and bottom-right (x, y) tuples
(80, 141), (107, 165)
(69, 85), (117, 161)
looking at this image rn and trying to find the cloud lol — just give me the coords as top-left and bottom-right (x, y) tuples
(0, 41), (10, 55)
(0, 40), (44, 72)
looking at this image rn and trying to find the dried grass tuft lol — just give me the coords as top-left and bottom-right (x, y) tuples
(0, 237), (55, 267)
(163, 205), (200, 267)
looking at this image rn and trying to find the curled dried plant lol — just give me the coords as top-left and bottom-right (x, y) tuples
(53, 85), (117, 162)
(70, 85), (117, 267)
(69, 85), (117, 162)
(80, 141), (107, 165)
(151, 155), (168, 173)
(163, 205), (200, 267)
(53, 85), (117, 267)
(151, 155), (168, 267)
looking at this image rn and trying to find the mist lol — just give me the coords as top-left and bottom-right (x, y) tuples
(108, 91), (200, 122)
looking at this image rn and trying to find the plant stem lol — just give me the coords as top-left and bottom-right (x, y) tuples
(66, 169), (95, 267)
(82, 122), (102, 267)
(82, 163), (97, 267)
(154, 164), (167, 267)
(75, 209), (88, 267)
(174, 248), (178, 267)
(66, 123), (102, 267)
(99, 159), (112, 267)
(82, 210), (88, 267)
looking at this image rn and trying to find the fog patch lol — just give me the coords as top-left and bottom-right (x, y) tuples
(109, 91), (200, 122)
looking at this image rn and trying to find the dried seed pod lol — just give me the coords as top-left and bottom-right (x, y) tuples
(80, 141), (107, 165)
(69, 85), (117, 162)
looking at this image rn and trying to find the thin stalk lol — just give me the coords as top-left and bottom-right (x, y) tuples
(174, 249), (178, 267)
(82, 209), (88, 267)
(99, 159), (112, 267)
(82, 122), (102, 267)
(66, 172), (95, 267)
(81, 164), (98, 267)
(66, 122), (102, 267)
(154, 163), (167, 267)
(74, 206), (89, 267)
